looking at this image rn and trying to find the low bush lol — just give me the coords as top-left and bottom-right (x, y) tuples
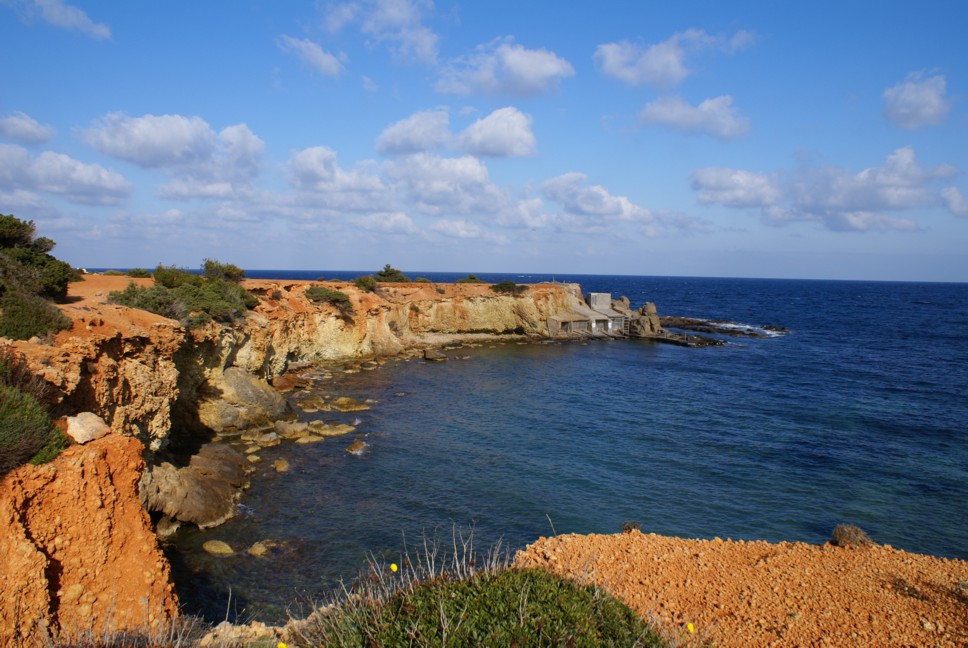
(0, 383), (57, 476)
(373, 264), (409, 282)
(108, 261), (260, 327)
(414, 277), (432, 283)
(491, 280), (528, 295)
(0, 290), (71, 340)
(305, 286), (353, 314)
(456, 273), (485, 283)
(0, 347), (51, 407)
(355, 275), (377, 292)
(125, 268), (151, 278)
(202, 258), (245, 282)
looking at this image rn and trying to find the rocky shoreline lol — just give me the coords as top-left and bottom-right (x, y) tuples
(5, 274), (963, 646)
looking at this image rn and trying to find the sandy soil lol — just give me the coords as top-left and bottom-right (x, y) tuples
(514, 531), (968, 647)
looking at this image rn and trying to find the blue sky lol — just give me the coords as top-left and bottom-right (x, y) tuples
(1, 1), (966, 281)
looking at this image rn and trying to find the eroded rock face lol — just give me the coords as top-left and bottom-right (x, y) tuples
(0, 435), (177, 645)
(197, 367), (291, 433)
(140, 443), (249, 529)
(629, 302), (662, 337)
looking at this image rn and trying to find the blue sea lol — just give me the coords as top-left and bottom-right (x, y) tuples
(166, 273), (968, 623)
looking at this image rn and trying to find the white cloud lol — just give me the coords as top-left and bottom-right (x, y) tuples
(595, 29), (750, 88)
(289, 145), (392, 212)
(883, 71), (950, 129)
(436, 37), (574, 97)
(693, 147), (957, 231)
(325, 0), (438, 64)
(639, 95), (749, 139)
(376, 108), (451, 154)
(0, 111), (55, 143)
(355, 211), (416, 233)
(941, 186), (968, 218)
(458, 107), (535, 157)
(382, 152), (505, 215)
(541, 172), (652, 222)
(0, 143), (130, 205)
(217, 124), (265, 180)
(692, 168), (780, 207)
(276, 35), (343, 77)
(430, 218), (509, 244)
(81, 112), (216, 168)
(28, 0), (110, 39)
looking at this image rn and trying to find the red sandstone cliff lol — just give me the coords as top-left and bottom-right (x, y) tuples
(0, 435), (178, 646)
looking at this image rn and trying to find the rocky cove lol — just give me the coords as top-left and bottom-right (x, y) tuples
(2, 274), (966, 647)
(0, 274), (658, 643)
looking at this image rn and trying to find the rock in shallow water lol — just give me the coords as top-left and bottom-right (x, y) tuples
(202, 540), (234, 555)
(331, 396), (369, 412)
(345, 438), (366, 454)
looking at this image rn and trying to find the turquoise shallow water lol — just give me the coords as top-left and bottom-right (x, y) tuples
(167, 275), (968, 623)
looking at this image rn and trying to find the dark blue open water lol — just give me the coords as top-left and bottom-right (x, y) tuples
(168, 274), (968, 623)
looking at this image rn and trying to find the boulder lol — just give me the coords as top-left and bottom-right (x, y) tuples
(345, 439), (366, 454)
(423, 348), (448, 362)
(197, 367), (292, 433)
(65, 412), (111, 444)
(140, 443), (249, 529)
(629, 302), (662, 337)
(331, 396), (370, 412)
(202, 540), (234, 556)
(271, 459), (289, 473)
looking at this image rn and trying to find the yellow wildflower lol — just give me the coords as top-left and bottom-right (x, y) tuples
(686, 622), (695, 634)
(390, 563), (398, 573)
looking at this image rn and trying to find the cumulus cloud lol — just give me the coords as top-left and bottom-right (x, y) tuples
(81, 112), (216, 168)
(458, 107), (535, 157)
(595, 28), (752, 88)
(376, 108), (451, 154)
(289, 145), (392, 212)
(0, 143), (130, 205)
(692, 147), (958, 231)
(692, 168), (780, 207)
(941, 186), (968, 218)
(217, 123), (265, 180)
(0, 111), (55, 143)
(436, 37), (574, 97)
(276, 35), (343, 77)
(325, 0), (438, 64)
(883, 71), (950, 129)
(382, 152), (505, 215)
(15, 0), (111, 39)
(430, 218), (508, 244)
(639, 95), (749, 139)
(541, 172), (653, 232)
(355, 211), (417, 233)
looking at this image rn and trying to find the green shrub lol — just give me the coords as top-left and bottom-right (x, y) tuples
(1, 242), (78, 300)
(0, 214), (37, 248)
(108, 275), (259, 326)
(456, 274), (484, 283)
(0, 383), (56, 476)
(0, 291), (71, 340)
(102, 269), (125, 276)
(125, 268), (151, 278)
(0, 347), (51, 407)
(355, 275), (377, 292)
(305, 286), (353, 314)
(152, 264), (200, 289)
(108, 282), (181, 320)
(373, 264), (409, 282)
(184, 313), (212, 330)
(297, 568), (661, 646)
(491, 280), (528, 295)
(202, 259), (245, 282)
(414, 277), (432, 283)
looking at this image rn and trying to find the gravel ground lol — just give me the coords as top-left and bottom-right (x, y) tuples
(514, 530), (968, 647)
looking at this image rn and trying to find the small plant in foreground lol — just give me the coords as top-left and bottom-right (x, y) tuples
(830, 524), (875, 547)
(288, 529), (664, 647)
(491, 280), (528, 295)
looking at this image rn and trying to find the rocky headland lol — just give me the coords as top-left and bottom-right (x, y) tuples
(2, 274), (964, 646)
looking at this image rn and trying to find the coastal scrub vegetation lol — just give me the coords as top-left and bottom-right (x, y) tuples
(491, 280), (528, 295)
(107, 261), (259, 328)
(291, 532), (665, 647)
(305, 285), (353, 314)
(456, 273), (484, 283)
(373, 263), (410, 282)
(0, 348), (65, 476)
(0, 214), (75, 340)
(354, 275), (377, 292)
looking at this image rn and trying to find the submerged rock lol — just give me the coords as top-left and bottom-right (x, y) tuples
(310, 422), (355, 437)
(345, 438), (366, 454)
(202, 540), (234, 556)
(271, 458), (289, 473)
(423, 348), (447, 362)
(331, 396), (370, 412)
